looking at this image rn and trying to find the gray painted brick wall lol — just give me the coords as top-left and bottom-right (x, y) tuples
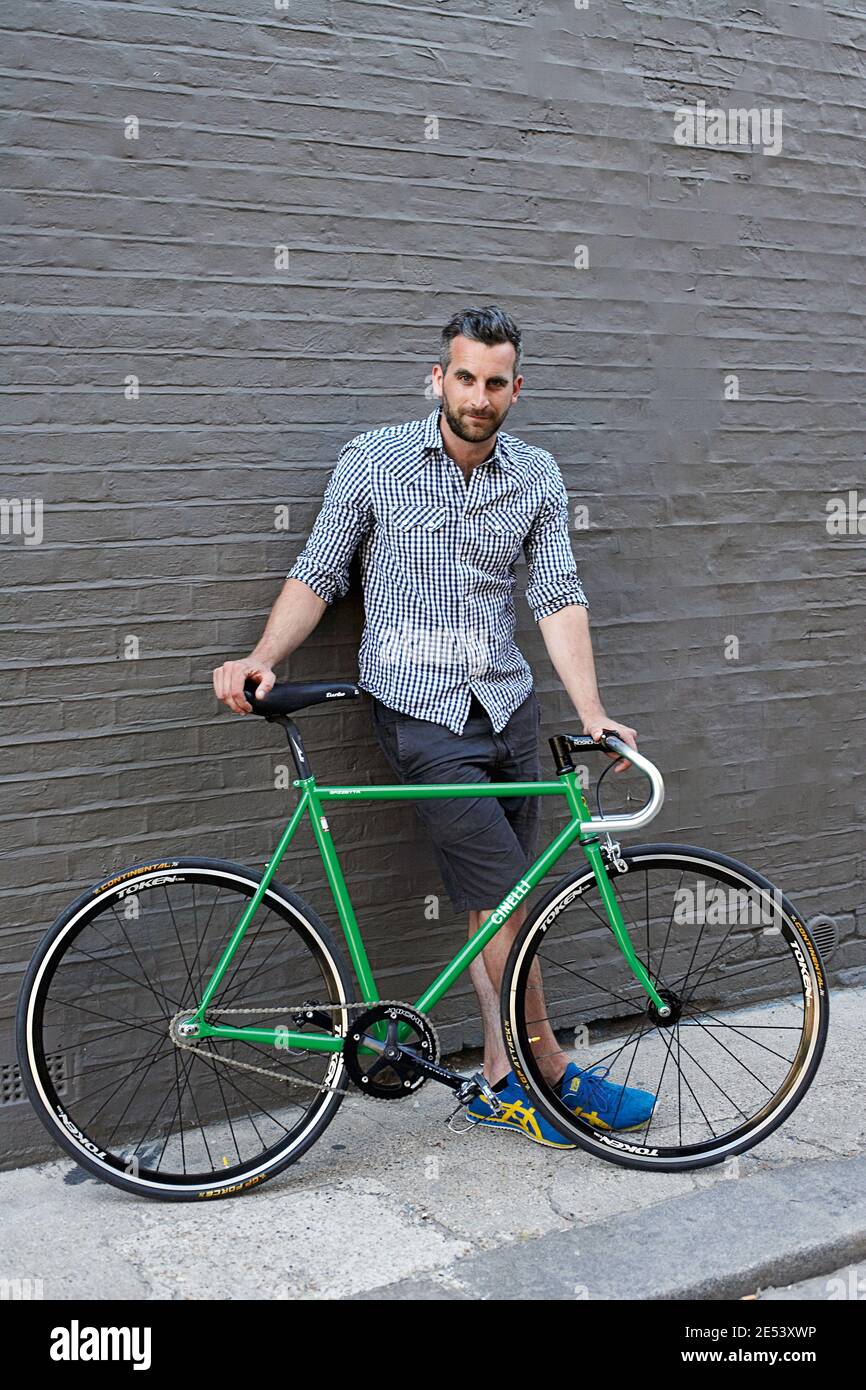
(2, 0), (864, 1166)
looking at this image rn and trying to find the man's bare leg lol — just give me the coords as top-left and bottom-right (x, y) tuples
(467, 906), (569, 1087)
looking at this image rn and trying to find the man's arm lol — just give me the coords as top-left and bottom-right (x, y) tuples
(213, 441), (372, 714)
(213, 579), (327, 714)
(538, 605), (636, 772)
(525, 458), (636, 772)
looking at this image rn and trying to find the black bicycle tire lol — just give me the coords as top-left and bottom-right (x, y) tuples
(501, 843), (829, 1172)
(16, 855), (354, 1201)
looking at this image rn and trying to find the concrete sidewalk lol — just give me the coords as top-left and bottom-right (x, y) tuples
(1, 985), (863, 1301)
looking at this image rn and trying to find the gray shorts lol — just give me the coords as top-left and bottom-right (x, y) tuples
(370, 690), (543, 913)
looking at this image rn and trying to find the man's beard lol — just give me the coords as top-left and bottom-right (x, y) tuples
(439, 391), (510, 444)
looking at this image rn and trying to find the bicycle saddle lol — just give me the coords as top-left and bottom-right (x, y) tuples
(243, 677), (361, 718)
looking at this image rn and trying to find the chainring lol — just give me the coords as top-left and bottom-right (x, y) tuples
(343, 1003), (439, 1099)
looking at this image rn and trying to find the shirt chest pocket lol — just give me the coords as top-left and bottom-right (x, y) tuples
(477, 506), (533, 567)
(381, 502), (448, 572)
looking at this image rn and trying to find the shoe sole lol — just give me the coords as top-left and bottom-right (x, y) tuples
(463, 1112), (577, 1149)
(466, 1106), (654, 1138)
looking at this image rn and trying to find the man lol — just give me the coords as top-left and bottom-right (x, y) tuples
(213, 305), (655, 1147)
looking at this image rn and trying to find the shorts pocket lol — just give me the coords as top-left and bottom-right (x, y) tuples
(392, 713), (427, 770)
(372, 701), (421, 775)
(371, 700), (401, 764)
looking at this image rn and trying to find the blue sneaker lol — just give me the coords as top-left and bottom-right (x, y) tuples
(464, 1071), (577, 1149)
(559, 1062), (656, 1132)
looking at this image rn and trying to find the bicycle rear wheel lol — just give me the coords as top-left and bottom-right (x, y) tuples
(17, 856), (353, 1200)
(502, 844), (828, 1171)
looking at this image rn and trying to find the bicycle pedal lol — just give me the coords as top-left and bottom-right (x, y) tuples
(444, 1071), (503, 1132)
(470, 1072), (503, 1112)
(445, 1107), (477, 1134)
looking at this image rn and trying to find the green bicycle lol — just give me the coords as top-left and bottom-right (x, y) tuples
(17, 680), (828, 1200)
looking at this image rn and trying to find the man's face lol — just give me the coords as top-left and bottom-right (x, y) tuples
(433, 336), (523, 444)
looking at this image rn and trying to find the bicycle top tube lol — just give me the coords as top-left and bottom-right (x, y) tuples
(241, 677), (664, 839)
(310, 731), (664, 838)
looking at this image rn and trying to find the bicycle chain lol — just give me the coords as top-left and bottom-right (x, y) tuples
(171, 1001), (442, 1106)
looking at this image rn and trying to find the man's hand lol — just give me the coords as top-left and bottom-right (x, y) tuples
(213, 658), (276, 715)
(581, 712), (637, 773)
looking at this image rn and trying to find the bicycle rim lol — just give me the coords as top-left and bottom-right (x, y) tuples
(503, 845), (828, 1171)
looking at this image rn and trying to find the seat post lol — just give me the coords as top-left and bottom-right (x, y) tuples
(268, 715), (312, 780)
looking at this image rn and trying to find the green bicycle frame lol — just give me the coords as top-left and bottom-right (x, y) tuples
(188, 770), (668, 1052)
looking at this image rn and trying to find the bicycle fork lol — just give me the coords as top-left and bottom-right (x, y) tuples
(563, 773), (670, 1019)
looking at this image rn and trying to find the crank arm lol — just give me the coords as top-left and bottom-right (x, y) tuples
(388, 1043), (467, 1091)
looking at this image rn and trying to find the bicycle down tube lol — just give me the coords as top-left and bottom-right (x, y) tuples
(190, 746), (669, 1053)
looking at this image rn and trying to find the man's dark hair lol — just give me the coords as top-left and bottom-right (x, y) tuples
(439, 304), (522, 378)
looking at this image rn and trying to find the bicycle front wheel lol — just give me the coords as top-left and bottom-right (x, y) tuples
(17, 856), (353, 1200)
(502, 844), (828, 1171)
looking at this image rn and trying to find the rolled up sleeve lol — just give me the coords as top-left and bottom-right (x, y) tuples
(286, 441), (373, 604)
(523, 459), (589, 621)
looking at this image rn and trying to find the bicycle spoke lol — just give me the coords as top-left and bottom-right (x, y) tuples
(535, 949), (646, 1013)
(679, 1005), (796, 1065)
(202, 1044), (246, 1166)
(72, 1037), (175, 1120)
(185, 884), (224, 1003)
(679, 1014), (776, 1093)
(57, 938), (183, 1019)
(659, 1023), (719, 1141)
(103, 1039), (180, 1152)
(49, 998), (169, 1044)
(188, 1044), (296, 1136)
(682, 956), (792, 1000)
(216, 907), (281, 1007)
(104, 906), (173, 1018)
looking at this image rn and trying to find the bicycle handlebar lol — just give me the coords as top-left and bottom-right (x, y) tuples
(552, 731), (665, 836)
